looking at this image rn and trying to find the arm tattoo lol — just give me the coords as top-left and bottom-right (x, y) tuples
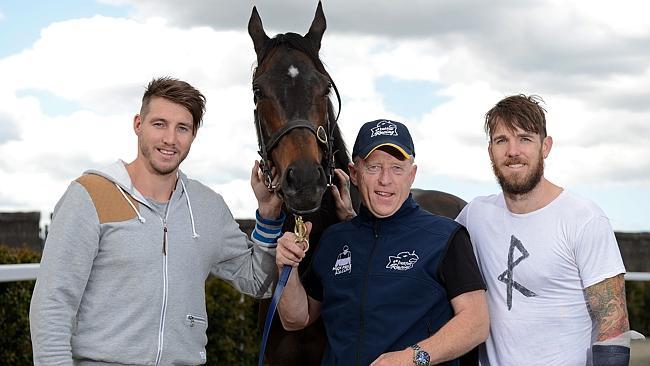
(585, 274), (630, 341)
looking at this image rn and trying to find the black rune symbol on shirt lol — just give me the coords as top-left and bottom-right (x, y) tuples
(497, 235), (537, 310)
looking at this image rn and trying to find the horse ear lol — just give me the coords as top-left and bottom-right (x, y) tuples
(248, 6), (270, 62)
(305, 1), (326, 52)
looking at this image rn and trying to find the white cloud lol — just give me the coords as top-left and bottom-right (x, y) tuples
(567, 0), (650, 37)
(1, 2), (649, 231)
(0, 111), (19, 143)
(0, 15), (262, 218)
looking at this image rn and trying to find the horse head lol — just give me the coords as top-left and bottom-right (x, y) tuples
(248, 2), (339, 215)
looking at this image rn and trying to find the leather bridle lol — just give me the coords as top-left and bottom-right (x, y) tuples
(253, 78), (341, 190)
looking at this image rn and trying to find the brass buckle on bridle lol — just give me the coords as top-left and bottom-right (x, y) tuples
(294, 215), (309, 252)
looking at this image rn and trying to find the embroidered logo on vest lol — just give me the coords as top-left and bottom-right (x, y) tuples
(386, 250), (419, 271)
(332, 245), (352, 275)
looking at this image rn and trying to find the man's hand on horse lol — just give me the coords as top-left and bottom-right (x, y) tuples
(330, 168), (356, 221)
(252, 160), (283, 220)
(276, 221), (312, 269)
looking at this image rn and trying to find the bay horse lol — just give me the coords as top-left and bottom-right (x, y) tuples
(249, 3), (351, 365)
(247, 2), (474, 365)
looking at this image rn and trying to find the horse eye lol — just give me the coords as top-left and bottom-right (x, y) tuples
(253, 86), (264, 99)
(323, 83), (332, 97)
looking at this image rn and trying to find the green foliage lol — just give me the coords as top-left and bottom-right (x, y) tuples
(626, 281), (650, 336)
(205, 277), (261, 365)
(0, 245), (41, 264)
(0, 245), (41, 365)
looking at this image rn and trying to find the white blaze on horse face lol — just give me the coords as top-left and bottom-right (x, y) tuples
(287, 65), (299, 78)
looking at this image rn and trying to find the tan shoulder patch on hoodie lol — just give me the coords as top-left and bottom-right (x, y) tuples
(76, 174), (139, 224)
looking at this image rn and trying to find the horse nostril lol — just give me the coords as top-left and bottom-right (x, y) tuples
(317, 166), (326, 181)
(285, 167), (297, 187)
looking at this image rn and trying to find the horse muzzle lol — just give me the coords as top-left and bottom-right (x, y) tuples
(279, 161), (327, 215)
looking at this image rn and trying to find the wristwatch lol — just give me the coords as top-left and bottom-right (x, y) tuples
(410, 344), (430, 366)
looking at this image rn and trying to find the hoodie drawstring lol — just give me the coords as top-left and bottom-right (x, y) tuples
(115, 183), (146, 223)
(179, 178), (200, 239)
(114, 179), (199, 239)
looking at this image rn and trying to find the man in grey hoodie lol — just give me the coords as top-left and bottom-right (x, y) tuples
(30, 77), (285, 365)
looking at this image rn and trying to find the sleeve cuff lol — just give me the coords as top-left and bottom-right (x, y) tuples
(255, 209), (285, 225)
(592, 345), (630, 366)
(253, 209), (286, 247)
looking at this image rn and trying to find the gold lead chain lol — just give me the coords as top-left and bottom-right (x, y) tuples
(294, 215), (309, 252)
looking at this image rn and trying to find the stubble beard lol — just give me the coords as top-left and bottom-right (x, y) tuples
(140, 140), (187, 176)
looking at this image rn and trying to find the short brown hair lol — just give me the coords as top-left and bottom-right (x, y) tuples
(141, 77), (206, 135)
(484, 94), (547, 141)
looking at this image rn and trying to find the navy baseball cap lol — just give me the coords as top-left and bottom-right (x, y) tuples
(352, 119), (415, 160)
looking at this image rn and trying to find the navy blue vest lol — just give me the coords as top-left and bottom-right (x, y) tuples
(308, 196), (461, 365)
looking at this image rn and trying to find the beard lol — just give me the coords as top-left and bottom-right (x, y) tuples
(492, 153), (544, 196)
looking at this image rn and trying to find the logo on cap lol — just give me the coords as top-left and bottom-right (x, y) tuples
(370, 120), (398, 138)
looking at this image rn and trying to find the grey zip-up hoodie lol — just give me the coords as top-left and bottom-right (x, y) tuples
(30, 160), (283, 365)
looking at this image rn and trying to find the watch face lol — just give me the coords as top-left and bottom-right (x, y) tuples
(415, 350), (430, 366)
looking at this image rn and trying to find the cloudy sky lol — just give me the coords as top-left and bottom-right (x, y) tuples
(0, 0), (648, 232)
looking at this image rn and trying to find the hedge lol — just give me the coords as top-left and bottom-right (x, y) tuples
(0, 246), (40, 365)
(626, 280), (650, 338)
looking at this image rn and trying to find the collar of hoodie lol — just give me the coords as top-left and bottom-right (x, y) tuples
(113, 171), (200, 239)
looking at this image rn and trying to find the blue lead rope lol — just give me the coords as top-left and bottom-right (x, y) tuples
(258, 264), (293, 366)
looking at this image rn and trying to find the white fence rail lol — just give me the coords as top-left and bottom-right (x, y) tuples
(0, 263), (40, 282)
(626, 272), (650, 282)
(1, 263), (650, 283)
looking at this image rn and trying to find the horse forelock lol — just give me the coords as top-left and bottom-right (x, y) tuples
(255, 32), (329, 80)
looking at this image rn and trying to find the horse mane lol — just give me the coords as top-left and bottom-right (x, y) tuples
(328, 99), (350, 173)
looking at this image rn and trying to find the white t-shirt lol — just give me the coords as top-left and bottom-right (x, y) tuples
(456, 190), (625, 366)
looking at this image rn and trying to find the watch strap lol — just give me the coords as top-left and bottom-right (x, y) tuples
(410, 344), (430, 366)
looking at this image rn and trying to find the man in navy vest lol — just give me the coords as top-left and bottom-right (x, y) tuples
(275, 119), (489, 366)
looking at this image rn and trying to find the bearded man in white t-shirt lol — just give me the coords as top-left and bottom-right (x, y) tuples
(456, 94), (632, 366)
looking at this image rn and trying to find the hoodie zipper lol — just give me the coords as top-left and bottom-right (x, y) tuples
(112, 171), (193, 365)
(355, 220), (380, 365)
(155, 214), (170, 365)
